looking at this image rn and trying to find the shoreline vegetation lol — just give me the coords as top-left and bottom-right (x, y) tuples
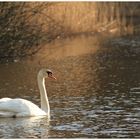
(0, 2), (139, 63)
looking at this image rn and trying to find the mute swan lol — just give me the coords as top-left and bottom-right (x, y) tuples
(0, 68), (56, 118)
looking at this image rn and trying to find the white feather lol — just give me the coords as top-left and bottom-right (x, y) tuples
(0, 68), (54, 118)
(0, 98), (46, 117)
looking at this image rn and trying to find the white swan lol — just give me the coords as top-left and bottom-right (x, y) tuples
(0, 68), (56, 118)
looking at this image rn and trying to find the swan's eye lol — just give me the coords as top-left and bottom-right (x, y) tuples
(47, 71), (52, 76)
(49, 73), (52, 76)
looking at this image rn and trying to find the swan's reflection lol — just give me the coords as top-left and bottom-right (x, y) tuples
(0, 116), (50, 138)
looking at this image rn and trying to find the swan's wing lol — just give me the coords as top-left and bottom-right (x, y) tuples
(0, 98), (20, 117)
(0, 98), (26, 113)
(0, 98), (46, 117)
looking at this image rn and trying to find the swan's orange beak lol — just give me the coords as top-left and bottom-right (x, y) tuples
(48, 74), (57, 80)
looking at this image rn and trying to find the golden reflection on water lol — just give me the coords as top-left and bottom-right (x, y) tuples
(34, 35), (100, 60)
(0, 36), (100, 97)
(0, 36), (140, 138)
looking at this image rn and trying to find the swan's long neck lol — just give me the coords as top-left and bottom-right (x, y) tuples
(37, 75), (50, 115)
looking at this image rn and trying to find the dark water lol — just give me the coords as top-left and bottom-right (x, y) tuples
(0, 37), (140, 138)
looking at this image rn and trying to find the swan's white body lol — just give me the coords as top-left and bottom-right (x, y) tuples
(0, 69), (55, 118)
(0, 98), (46, 117)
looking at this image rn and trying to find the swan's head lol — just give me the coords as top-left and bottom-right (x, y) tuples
(38, 68), (56, 80)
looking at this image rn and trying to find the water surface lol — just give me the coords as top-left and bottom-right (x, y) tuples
(0, 36), (140, 138)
